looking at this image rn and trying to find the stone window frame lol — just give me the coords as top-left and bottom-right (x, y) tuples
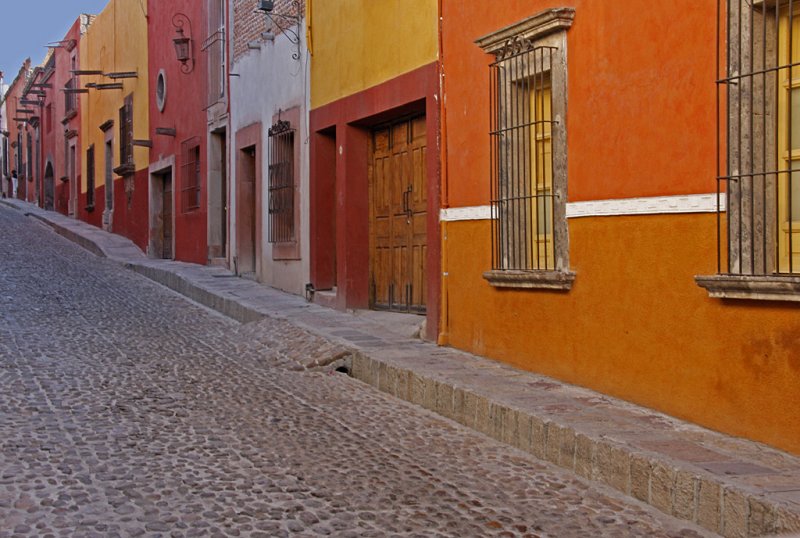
(696, 0), (800, 302)
(476, 7), (576, 290)
(156, 69), (167, 113)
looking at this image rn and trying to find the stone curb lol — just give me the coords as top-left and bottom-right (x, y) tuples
(126, 263), (265, 324)
(4, 200), (800, 537)
(348, 353), (800, 538)
(28, 212), (106, 257)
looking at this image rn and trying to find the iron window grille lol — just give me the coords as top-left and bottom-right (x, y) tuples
(489, 41), (559, 272)
(181, 137), (201, 212)
(86, 144), (95, 208)
(268, 119), (295, 244)
(64, 78), (78, 114)
(717, 0), (800, 275)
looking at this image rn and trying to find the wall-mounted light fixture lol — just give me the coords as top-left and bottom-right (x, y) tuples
(172, 12), (194, 74)
(257, 0), (303, 61)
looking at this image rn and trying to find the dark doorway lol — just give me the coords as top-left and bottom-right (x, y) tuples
(237, 145), (257, 276)
(43, 162), (54, 211)
(161, 172), (173, 259)
(150, 170), (173, 260)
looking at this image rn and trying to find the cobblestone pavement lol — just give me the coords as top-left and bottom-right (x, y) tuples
(0, 206), (714, 537)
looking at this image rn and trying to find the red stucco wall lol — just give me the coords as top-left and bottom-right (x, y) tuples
(310, 62), (442, 339)
(148, 0), (208, 264)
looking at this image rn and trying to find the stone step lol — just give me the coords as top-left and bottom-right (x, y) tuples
(348, 351), (800, 538)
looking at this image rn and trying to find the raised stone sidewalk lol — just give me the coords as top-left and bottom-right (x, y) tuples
(4, 197), (800, 538)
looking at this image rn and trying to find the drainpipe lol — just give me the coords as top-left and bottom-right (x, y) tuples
(225, 0), (233, 269)
(437, 0), (451, 346)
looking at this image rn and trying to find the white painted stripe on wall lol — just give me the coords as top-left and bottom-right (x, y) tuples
(440, 205), (492, 221)
(566, 193), (727, 218)
(439, 194), (727, 222)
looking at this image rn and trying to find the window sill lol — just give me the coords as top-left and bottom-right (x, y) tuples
(271, 241), (300, 261)
(483, 269), (575, 290)
(695, 274), (800, 302)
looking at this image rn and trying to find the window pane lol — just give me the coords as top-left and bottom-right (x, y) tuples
(792, 165), (800, 222)
(792, 88), (800, 150)
(536, 190), (552, 234)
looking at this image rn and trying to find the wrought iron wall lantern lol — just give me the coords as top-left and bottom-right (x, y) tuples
(257, 0), (303, 61)
(172, 13), (195, 74)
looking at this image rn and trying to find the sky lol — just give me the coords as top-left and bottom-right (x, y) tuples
(0, 0), (110, 83)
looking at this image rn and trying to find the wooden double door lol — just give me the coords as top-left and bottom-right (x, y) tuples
(370, 116), (427, 313)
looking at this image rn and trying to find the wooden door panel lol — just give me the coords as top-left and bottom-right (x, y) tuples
(392, 244), (409, 308)
(391, 152), (406, 214)
(411, 116), (426, 143)
(370, 116), (427, 313)
(374, 155), (391, 216)
(374, 245), (391, 307)
(411, 145), (427, 210)
(374, 128), (390, 152)
(411, 243), (426, 311)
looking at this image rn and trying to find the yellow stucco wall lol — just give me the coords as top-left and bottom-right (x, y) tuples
(309, 0), (439, 108)
(442, 213), (800, 456)
(80, 0), (149, 194)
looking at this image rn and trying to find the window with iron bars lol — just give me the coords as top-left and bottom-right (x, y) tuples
(477, 8), (575, 290)
(490, 45), (557, 272)
(268, 119), (295, 244)
(64, 78), (78, 115)
(202, 0), (226, 104)
(181, 138), (201, 212)
(717, 0), (800, 277)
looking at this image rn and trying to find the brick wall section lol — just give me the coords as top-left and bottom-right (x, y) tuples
(232, 0), (305, 63)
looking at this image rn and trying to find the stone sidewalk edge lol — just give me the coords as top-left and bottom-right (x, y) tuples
(4, 199), (800, 537)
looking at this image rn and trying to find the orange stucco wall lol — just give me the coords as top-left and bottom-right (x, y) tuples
(438, 0), (800, 454)
(443, 214), (800, 455)
(441, 0), (717, 208)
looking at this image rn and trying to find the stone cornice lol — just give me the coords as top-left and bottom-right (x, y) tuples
(475, 7), (575, 55)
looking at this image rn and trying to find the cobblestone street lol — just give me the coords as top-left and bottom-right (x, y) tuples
(0, 205), (713, 537)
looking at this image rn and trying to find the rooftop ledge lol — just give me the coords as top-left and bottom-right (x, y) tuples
(695, 274), (800, 302)
(483, 269), (575, 290)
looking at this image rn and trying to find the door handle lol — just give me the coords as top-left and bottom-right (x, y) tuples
(404, 185), (413, 219)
